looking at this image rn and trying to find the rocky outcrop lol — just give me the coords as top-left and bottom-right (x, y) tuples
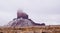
(6, 10), (45, 27)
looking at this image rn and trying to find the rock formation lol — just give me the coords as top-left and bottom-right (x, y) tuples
(17, 10), (28, 19)
(6, 10), (45, 27)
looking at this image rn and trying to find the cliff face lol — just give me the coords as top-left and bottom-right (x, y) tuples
(6, 10), (45, 27)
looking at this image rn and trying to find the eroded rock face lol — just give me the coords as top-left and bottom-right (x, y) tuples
(7, 18), (34, 27)
(17, 10), (28, 19)
(6, 10), (45, 27)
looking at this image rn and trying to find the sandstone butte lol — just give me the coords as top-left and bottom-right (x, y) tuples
(0, 10), (60, 33)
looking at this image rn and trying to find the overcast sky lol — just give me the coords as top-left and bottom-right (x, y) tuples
(0, 0), (60, 26)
